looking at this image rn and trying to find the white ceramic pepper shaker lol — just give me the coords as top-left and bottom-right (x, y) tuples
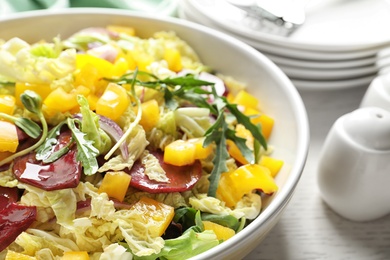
(317, 107), (390, 222)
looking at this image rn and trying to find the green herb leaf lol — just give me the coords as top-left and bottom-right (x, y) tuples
(14, 118), (42, 139)
(20, 90), (42, 114)
(67, 118), (99, 175)
(35, 120), (68, 163)
(225, 127), (254, 164)
(205, 114), (229, 197)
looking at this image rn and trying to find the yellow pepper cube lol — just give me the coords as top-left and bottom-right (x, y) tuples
(258, 114), (274, 139)
(164, 140), (196, 166)
(74, 63), (100, 93)
(111, 57), (129, 77)
(202, 221), (235, 241)
(0, 121), (19, 153)
(259, 156), (284, 177)
(0, 95), (15, 115)
(139, 99), (160, 131)
(76, 53), (114, 78)
(96, 83), (130, 121)
(15, 82), (52, 107)
(164, 48), (183, 72)
(232, 90), (259, 110)
(132, 52), (154, 72)
(98, 171), (131, 202)
(188, 137), (213, 160)
(62, 251), (90, 260)
(130, 197), (175, 237)
(43, 87), (78, 113)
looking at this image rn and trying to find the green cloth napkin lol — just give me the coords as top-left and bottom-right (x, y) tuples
(0, 0), (178, 16)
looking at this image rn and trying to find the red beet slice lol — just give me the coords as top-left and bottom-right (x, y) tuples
(13, 130), (81, 191)
(128, 150), (202, 193)
(0, 187), (18, 210)
(0, 202), (36, 251)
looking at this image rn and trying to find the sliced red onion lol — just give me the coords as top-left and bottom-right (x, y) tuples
(73, 114), (129, 160)
(87, 44), (118, 63)
(198, 72), (227, 97)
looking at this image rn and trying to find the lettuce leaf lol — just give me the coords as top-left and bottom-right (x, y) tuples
(133, 229), (219, 260)
(0, 37), (76, 84)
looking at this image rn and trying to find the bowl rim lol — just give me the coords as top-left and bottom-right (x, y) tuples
(0, 8), (310, 259)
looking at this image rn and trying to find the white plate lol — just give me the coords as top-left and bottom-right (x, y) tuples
(265, 53), (376, 70)
(291, 75), (377, 90)
(180, 0), (383, 61)
(188, 0), (390, 52)
(278, 64), (378, 80)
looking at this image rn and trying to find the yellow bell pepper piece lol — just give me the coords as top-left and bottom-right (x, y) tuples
(244, 107), (274, 139)
(73, 63), (100, 94)
(5, 250), (36, 260)
(227, 124), (254, 165)
(139, 99), (160, 131)
(232, 90), (258, 110)
(43, 87), (78, 113)
(202, 221), (235, 241)
(98, 171), (131, 202)
(15, 82), (51, 107)
(76, 53), (114, 78)
(259, 156), (284, 177)
(131, 52), (154, 72)
(111, 57), (129, 77)
(164, 139), (196, 166)
(96, 83), (130, 121)
(188, 137), (213, 159)
(130, 197), (174, 237)
(164, 48), (183, 72)
(0, 121), (19, 153)
(62, 251), (90, 260)
(217, 164), (278, 207)
(0, 95), (15, 115)
(257, 114), (274, 139)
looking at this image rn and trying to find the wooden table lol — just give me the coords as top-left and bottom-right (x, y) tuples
(245, 85), (390, 260)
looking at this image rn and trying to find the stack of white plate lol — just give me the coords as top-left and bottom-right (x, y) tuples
(178, 0), (390, 90)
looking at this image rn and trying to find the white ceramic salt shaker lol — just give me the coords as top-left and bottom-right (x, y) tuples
(317, 107), (390, 222)
(360, 73), (390, 111)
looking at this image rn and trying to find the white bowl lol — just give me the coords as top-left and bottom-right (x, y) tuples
(0, 8), (309, 259)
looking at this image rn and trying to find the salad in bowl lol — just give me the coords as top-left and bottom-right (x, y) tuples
(0, 24), (283, 259)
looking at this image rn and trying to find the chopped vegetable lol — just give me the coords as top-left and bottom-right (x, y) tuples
(164, 139), (196, 166)
(217, 164), (278, 207)
(259, 156), (284, 177)
(138, 99), (160, 131)
(96, 83), (130, 121)
(0, 121), (19, 153)
(130, 197), (174, 237)
(98, 171), (131, 202)
(202, 220), (235, 241)
(129, 150), (202, 193)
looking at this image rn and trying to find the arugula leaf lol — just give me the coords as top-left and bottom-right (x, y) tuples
(205, 114), (230, 197)
(67, 118), (99, 175)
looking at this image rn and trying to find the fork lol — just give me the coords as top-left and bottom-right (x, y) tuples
(226, 0), (307, 36)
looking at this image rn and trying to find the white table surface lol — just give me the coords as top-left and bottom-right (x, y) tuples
(244, 85), (390, 260)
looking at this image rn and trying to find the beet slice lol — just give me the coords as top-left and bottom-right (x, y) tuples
(0, 187), (18, 210)
(128, 150), (202, 193)
(12, 130), (82, 191)
(0, 202), (36, 251)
